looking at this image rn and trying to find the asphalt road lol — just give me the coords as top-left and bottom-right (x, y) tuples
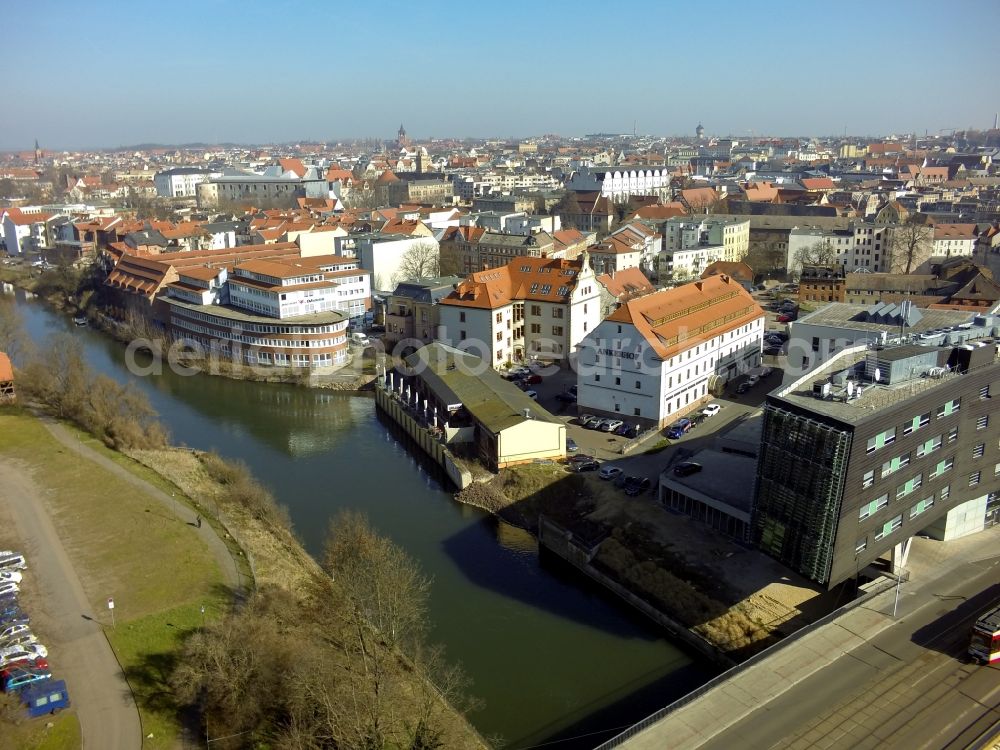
(0, 457), (142, 749)
(699, 552), (1000, 750)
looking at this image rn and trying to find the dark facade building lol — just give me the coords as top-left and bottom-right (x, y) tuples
(753, 339), (1000, 588)
(799, 265), (846, 304)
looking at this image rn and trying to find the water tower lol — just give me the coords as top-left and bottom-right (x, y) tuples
(696, 122), (705, 140)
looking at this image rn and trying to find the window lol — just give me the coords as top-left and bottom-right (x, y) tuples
(859, 494), (889, 520)
(910, 496), (934, 519)
(881, 453), (910, 479)
(916, 436), (942, 458)
(634, 408), (641, 416)
(496, 312), (503, 324)
(940, 485), (950, 501)
(937, 398), (961, 418)
(874, 514), (903, 542)
(530, 324), (541, 334)
(980, 385), (990, 400)
(530, 305), (541, 316)
(929, 457), (954, 478)
(855, 537), (868, 554)
(552, 308), (564, 318)
(595, 374), (601, 382)
(969, 471), (982, 487)
(974, 443), (986, 458)
(904, 412), (931, 434)
(552, 326), (563, 336)
(540, 284), (552, 295)
(866, 428), (896, 453)
(496, 332), (502, 342)
(947, 426), (959, 443)
(862, 470), (875, 489)
(977, 414), (989, 430)
(459, 330), (466, 340)
(615, 377), (621, 385)
(635, 380), (641, 389)
(896, 474), (922, 500)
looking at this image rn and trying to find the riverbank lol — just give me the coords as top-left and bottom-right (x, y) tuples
(455, 463), (831, 663)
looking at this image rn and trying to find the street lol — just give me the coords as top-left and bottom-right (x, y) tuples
(698, 551), (1000, 750)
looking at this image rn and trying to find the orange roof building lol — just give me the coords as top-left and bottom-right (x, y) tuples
(576, 274), (765, 427)
(436, 254), (604, 368)
(0, 351), (14, 401)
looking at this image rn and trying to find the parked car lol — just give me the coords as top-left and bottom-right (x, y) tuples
(565, 437), (578, 453)
(600, 419), (624, 433)
(624, 476), (652, 496)
(736, 382), (751, 394)
(673, 461), (703, 477)
(777, 314), (795, 323)
(666, 418), (693, 439)
(569, 453), (596, 464)
(701, 403), (721, 417)
(764, 345), (783, 356)
(1, 665), (51, 693)
(567, 385), (578, 396)
(524, 390), (538, 400)
(583, 416), (605, 430)
(0, 634), (39, 651)
(556, 391), (577, 403)
(599, 466), (623, 481)
(0, 571), (22, 585)
(0, 554), (26, 571)
(1, 657), (48, 673)
(574, 459), (600, 472)
(0, 644), (48, 669)
(22, 678), (70, 717)
(615, 422), (640, 438)
(505, 366), (530, 380)
(578, 414), (598, 428)
(0, 583), (18, 598)
(0, 624), (31, 643)
(747, 375), (760, 386)
(523, 374), (542, 385)
(759, 366), (773, 377)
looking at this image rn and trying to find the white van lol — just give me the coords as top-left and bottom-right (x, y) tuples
(351, 332), (371, 347)
(0, 554), (27, 571)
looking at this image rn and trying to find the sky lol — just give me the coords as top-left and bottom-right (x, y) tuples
(6, 0), (1000, 150)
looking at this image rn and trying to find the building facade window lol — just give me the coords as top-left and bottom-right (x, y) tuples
(855, 537), (868, 554)
(896, 473), (922, 500)
(974, 443), (986, 458)
(977, 414), (989, 430)
(862, 470), (875, 489)
(874, 514), (903, 542)
(916, 435), (942, 458)
(881, 453), (910, 478)
(929, 457), (954, 478)
(969, 471), (982, 487)
(867, 427), (896, 454)
(910, 496), (934, 519)
(937, 398), (961, 418)
(859, 494), (889, 520)
(904, 412), (931, 434)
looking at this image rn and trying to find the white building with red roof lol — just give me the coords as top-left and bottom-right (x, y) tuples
(576, 274), (765, 427)
(437, 254), (602, 368)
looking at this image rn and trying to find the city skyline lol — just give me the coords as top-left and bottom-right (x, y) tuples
(6, 0), (1000, 151)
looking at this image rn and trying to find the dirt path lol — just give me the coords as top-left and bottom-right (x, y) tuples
(41, 419), (242, 593)
(0, 458), (142, 750)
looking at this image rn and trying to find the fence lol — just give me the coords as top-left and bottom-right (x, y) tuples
(591, 572), (903, 749)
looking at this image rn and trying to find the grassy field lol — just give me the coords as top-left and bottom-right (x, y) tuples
(0, 710), (80, 750)
(0, 409), (229, 748)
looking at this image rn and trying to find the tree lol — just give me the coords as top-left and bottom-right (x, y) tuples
(344, 180), (380, 210)
(0, 297), (27, 364)
(742, 240), (787, 280)
(886, 217), (934, 274)
(612, 197), (640, 226)
(792, 239), (837, 276)
(395, 241), (441, 284)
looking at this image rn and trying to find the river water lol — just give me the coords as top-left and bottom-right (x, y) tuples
(10, 291), (712, 749)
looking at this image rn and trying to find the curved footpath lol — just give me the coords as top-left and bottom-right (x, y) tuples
(0, 418), (243, 750)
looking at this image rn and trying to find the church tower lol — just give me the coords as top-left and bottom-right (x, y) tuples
(696, 123), (705, 140)
(34, 139), (42, 165)
(397, 123), (409, 148)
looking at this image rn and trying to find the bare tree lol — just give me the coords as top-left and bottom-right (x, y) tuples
(886, 218), (934, 274)
(344, 179), (380, 210)
(552, 191), (582, 229)
(792, 239), (837, 276)
(742, 240), (787, 279)
(0, 297), (27, 364)
(395, 241), (441, 284)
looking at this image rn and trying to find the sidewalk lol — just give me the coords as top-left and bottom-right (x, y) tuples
(613, 524), (1000, 749)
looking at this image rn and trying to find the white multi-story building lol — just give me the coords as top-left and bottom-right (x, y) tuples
(565, 166), (673, 200)
(1, 207), (53, 256)
(153, 168), (219, 198)
(933, 224), (977, 258)
(576, 274), (765, 427)
(437, 254), (602, 368)
(356, 234), (440, 293)
(663, 244), (725, 282)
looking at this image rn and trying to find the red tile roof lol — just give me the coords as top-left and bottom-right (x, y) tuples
(607, 274), (764, 359)
(0, 351), (12, 383)
(441, 256), (585, 310)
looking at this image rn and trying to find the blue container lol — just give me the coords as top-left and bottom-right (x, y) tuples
(21, 679), (69, 717)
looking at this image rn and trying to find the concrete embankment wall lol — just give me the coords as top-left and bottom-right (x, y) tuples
(374, 388), (472, 489)
(539, 516), (734, 669)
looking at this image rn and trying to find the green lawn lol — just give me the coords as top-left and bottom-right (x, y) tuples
(0, 710), (81, 750)
(0, 410), (229, 747)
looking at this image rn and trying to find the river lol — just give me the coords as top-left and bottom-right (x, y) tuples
(10, 291), (713, 749)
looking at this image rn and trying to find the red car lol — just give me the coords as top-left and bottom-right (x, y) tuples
(777, 314), (795, 323)
(0, 657), (48, 673)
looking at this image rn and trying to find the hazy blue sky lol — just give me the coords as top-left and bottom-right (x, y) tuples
(6, 0), (1000, 150)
